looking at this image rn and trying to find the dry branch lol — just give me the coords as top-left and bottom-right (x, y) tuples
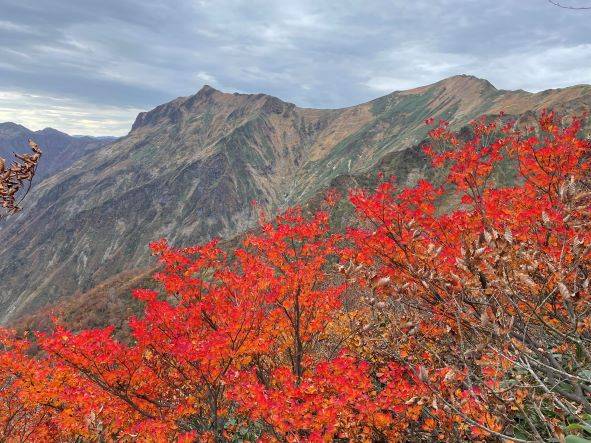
(0, 139), (42, 218)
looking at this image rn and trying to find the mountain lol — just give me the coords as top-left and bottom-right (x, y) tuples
(0, 123), (117, 180)
(1, 74), (591, 324)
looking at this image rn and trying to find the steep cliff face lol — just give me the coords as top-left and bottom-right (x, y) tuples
(0, 123), (116, 180)
(1, 75), (591, 324)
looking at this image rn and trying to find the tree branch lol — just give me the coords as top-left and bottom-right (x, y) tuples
(548, 0), (591, 9)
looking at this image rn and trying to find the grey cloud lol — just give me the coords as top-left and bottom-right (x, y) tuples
(0, 0), (589, 135)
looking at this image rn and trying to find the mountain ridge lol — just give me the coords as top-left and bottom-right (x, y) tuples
(0, 123), (117, 180)
(1, 74), (590, 324)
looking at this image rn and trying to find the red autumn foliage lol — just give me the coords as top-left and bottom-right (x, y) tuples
(1, 111), (591, 441)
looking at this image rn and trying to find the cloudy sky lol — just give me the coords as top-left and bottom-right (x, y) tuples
(0, 0), (589, 135)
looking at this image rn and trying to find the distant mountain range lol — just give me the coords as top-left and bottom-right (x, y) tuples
(0, 123), (116, 180)
(2, 74), (591, 325)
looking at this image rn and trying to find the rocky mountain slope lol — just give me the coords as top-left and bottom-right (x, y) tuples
(0, 123), (116, 180)
(2, 74), (591, 324)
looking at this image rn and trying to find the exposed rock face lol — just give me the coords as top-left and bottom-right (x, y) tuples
(1, 75), (590, 324)
(0, 123), (116, 180)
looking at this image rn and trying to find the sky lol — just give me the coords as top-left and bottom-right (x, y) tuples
(0, 0), (590, 136)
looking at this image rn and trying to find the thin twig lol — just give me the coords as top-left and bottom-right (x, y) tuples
(548, 0), (591, 9)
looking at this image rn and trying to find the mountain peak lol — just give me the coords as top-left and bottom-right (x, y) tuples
(198, 84), (218, 94)
(437, 74), (497, 91)
(131, 85), (224, 132)
(36, 127), (67, 137)
(0, 122), (29, 134)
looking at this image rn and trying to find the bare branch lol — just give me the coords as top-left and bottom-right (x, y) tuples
(548, 0), (591, 9)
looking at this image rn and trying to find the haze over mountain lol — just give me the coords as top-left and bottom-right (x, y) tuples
(0, 123), (116, 180)
(1, 74), (591, 324)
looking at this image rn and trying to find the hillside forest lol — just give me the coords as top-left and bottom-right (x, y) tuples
(1, 112), (591, 442)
